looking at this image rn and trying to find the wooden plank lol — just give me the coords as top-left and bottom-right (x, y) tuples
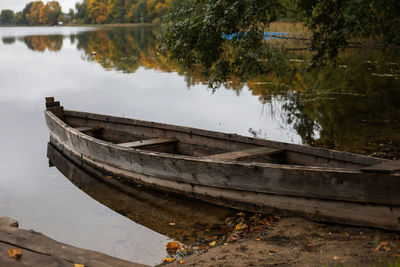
(118, 138), (178, 148)
(361, 160), (400, 173)
(46, 106), (64, 121)
(74, 126), (103, 133)
(45, 101), (60, 108)
(205, 147), (283, 161)
(45, 97), (55, 103)
(0, 219), (148, 267)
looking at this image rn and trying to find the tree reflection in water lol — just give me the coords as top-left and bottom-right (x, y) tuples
(17, 26), (400, 157)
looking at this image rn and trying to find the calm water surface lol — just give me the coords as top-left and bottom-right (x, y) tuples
(0, 26), (399, 265)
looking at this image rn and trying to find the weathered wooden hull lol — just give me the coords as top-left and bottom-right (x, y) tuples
(45, 107), (400, 231)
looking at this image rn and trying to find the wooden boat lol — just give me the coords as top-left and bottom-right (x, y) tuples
(44, 97), (400, 231)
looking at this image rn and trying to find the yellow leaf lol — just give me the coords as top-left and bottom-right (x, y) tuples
(75, 264), (85, 267)
(106, 176), (112, 179)
(209, 241), (216, 247)
(163, 257), (175, 262)
(8, 248), (22, 259)
(179, 260), (185, 264)
(256, 238), (261, 241)
(235, 223), (248, 231)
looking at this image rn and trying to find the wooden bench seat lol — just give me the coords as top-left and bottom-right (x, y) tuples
(74, 126), (104, 133)
(117, 138), (178, 149)
(205, 147), (283, 161)
(361, 160), (400, 174)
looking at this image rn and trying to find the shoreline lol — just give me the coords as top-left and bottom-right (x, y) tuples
(163, 214), (400, 267)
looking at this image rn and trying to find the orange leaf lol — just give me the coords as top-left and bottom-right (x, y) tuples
(163, 257), (175, 262)
(8, 248), (22, 259)
(166, 241), (179, 250)
(166, 241), (180, 254)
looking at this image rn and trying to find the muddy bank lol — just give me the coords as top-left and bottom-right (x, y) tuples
(165, 215), (400, 267)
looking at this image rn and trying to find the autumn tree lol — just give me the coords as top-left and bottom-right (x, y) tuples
(22, 1), (63, 25)
(23, 1), (46, 25)
(44, 1), (62, 25)
(87, 0), (109, 24)
(74, 0), (172, 24)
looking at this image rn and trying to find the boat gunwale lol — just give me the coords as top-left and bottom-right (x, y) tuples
(46, 110), (391, 174)
(62, 109), (387, 167)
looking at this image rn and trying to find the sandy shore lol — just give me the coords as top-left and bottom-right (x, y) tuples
(165, 215), (399, 267)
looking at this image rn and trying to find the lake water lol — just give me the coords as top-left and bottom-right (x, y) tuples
(0, 26), (399, 265)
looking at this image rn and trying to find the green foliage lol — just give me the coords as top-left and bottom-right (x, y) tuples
(371, 259), (400, 267)
(160, 0), (297, 87)
(298, 0), (400, 64)
(75, 0), (91, 24)
(0, 9), (15, 25)
(160, 0), (400, 84)
(13, 12), (25, 25)
(73, 0), (171, 24)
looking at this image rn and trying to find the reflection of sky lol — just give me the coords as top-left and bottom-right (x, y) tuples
(0, 26), (95, 38)
(0, 27), (302, 264)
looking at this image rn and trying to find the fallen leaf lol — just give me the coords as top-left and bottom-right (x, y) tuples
(179, 260), (185, 264)
(269, 248), (279, 253)
(8, 248), (22, 259)
(333, 256), (339, 261)
(106, 176), (113, 179)
(209, 241), (216, 247)
(166, 241), (180, 254)
(75, 264), (85, 267)
(169, 222), (176, 226)
(256, 238), (261, 241)
(224, 243), (228, 246)
(306, 244), (313, 248)
(235, 223), (248, 231)
(163, 257), (175, 263)
(375, 241), (389, 251)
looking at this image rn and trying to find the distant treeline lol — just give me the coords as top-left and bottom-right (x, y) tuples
(0, 0), (172, 26)
(0, 1), (64, 26)
(75, 0), (171, 24)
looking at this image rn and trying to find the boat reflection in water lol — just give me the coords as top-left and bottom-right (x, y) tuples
(47, 142), (234, 246)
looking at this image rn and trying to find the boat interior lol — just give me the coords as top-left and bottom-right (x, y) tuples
(46, 98), (396, 173)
